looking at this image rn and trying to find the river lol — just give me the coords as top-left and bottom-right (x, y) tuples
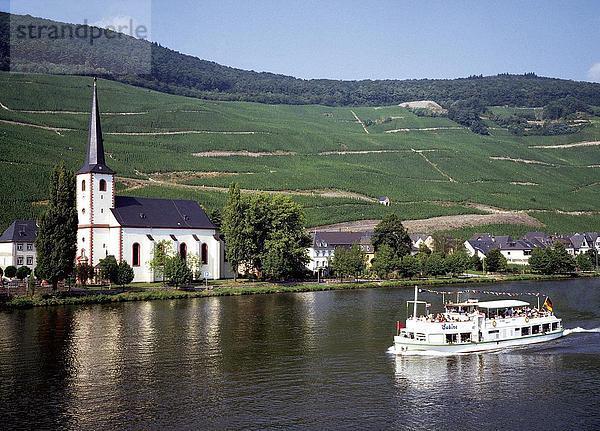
(1, 278), (599, 430)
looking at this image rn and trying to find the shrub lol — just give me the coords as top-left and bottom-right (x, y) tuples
(116, 261), (135, 286)
(16, 266), (32, 280)
(4, 265), (17, 278)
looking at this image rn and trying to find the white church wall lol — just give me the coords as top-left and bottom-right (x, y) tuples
(0, 242), (14, 268)
(121, 227), (222, 283)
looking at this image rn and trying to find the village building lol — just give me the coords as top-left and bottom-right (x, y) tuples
(465, 232), (600, 265)
(0, 220), (38, 271)
(378, 196), (391, 206)
(465, 234), (535, 265)
(409, 234), (434, 254)
(307, 231), (374, 274)
(76, 79), (227, 282)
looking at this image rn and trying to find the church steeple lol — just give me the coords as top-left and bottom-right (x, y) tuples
(78, 78), (115, 174)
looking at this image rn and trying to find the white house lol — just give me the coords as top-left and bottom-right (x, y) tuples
(464, 234), (534, 265)
(410, 234), (434, 254)
(307, 231), (374, 273)
(76, 79), (227, 282)
(0, 220), (38, 271)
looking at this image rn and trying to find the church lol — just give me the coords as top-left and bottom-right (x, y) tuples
(76, 79), (227, 282)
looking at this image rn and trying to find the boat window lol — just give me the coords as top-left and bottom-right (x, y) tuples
(542, 323), (550, 332)
(522, 327), (530, 336)
(488, 330), (499, 334)
(445, 334), (458, 344)
(532, 325), (541, 334)
(460, 333), (471, 343)
(551, 322), (558, 331)
(514, 328), (521, 332)
(416, 333), (426, 341)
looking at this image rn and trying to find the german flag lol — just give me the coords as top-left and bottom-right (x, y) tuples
(543, 297), (553, 313)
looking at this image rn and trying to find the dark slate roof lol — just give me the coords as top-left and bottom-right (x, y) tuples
(111, 196), (216, 229)
(78, 78), (115, 175)
(569, 234), (588, 250)
(312, 231), (373, 249)
(467, 234), (535, 253)
(0, 220), (38, 243)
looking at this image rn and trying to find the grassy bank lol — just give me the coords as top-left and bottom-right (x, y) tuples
(2, 273), (589, 310)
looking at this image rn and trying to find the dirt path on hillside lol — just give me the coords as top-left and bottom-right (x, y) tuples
(385, 127), (463, 133)
(311, 212), (543, 233)
(530, 141), (600, 149)
(0, 99), (147, 115)
(0, 119), (73, 135)
(193, 150), (295, 157)
(412, 148), (456, 182)
(490, 156), (556, 166)
(108, 130), (262, 136)
(351, 110), (370, 134)
(119, 176), (377, 202)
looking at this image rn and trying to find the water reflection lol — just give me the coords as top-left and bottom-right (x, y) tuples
(0, 278), (599, 430)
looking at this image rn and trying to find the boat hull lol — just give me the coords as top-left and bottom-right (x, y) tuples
(394, 330), (564, 354)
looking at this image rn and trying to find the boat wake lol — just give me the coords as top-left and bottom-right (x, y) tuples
(564, 327), (600, 336)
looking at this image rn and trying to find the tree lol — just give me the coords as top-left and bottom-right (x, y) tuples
(222, 187), (310, 281)
(372, 214), (411, 258)
(16, 266), (32, 280)
(75, 262), (94, 286)
(548, 243), (575, 274)
(445, 250), (470, 276)
(98, 255), (119, 285)
(221, 183), (249, 281)
(398, 255), (420, 278)
(423, 253), (447, 276)
(164, 256), (192, 288)
(576, 253), (593, 272)
(35, 163), (78, 289)
(4, 265), (17, 279)
(370, 244), (400, 279)
(529, 244), (575, 274)
(148, 240), (174, 282)
(116, 261), (134, 286)
(485, 249), (507, 272)
(263, 232), (310, 280)
(470, 254), (483, 271)
(432, 234), (458, 256)
(330, 245), (366, 280)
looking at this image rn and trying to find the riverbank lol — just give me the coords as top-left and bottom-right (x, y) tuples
(2, 272), (595, 310)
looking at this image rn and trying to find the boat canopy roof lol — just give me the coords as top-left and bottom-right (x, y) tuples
(476, 300), (529, 309)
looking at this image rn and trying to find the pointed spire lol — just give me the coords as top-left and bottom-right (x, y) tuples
(78, 78), (115, 175)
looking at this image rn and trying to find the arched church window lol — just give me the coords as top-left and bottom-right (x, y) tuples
(81, 180), (86, 191)
(201, 243), (208, 265)
(179, 243), (187, 260)
(99, 179), (107, 191)
(132, 243), (141, 267)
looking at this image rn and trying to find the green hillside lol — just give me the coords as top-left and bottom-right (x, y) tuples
(2, 13), (600, 107)
(1, 72), (600, 234)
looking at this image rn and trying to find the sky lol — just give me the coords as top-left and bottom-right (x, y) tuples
(2, 0), (600, 82)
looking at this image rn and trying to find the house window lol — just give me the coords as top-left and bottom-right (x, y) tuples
(26, 256), (33, 266)
(81, 180), (86, 191)
(26, 243), (33, 251)
(132, 243), (141, 267)
(16, 243), (23, 251)
(17, 256), (23, 266)
(99, 179), (107, 191)
(179, 243), (187, 260)
(201, 243), (208, 264)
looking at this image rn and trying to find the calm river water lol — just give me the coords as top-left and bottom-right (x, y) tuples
(1, 279), (599, 430)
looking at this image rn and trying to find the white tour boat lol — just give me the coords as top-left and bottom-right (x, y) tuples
(394, 287), (564, 354)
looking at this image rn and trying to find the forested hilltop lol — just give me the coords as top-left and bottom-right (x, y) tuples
(2, 12), (600, 107)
